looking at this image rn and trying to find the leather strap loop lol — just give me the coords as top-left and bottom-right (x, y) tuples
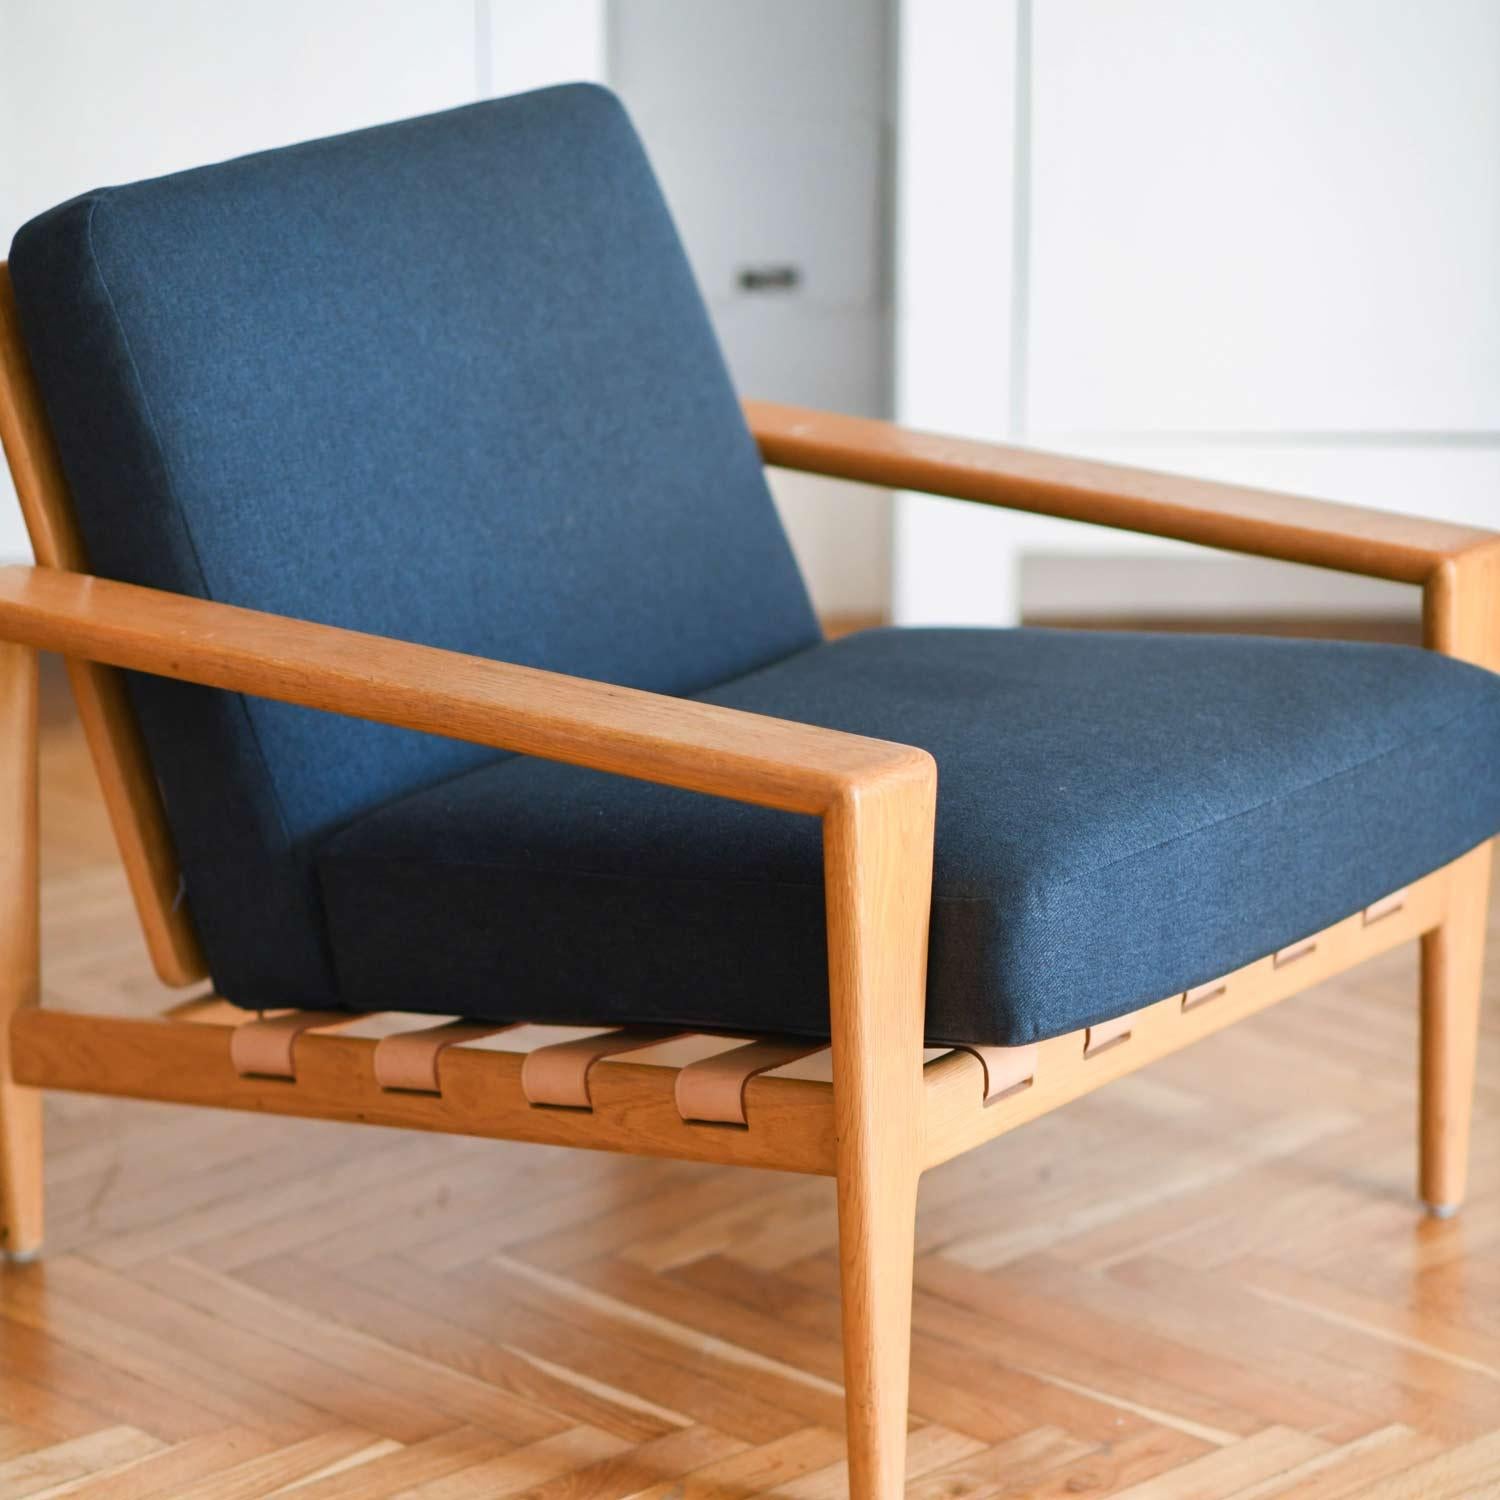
(675, 1039), (828, 1124)
(374, 1021), (521, 1093)
(949, 1041), (1039, 1105)
(1084, 1011), (1135, 1058)
(521, 1028), (683, 1109)
(229, 1011), (359, 1079)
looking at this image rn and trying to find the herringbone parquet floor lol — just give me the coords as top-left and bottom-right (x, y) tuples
(2, 685), (1498, 1498)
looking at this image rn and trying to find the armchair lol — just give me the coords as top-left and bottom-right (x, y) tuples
(1, 86), (1497, 1500)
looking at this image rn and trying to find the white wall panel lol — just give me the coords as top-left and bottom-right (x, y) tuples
(893, 0), (1019, 624)
(1026, 0), (1500, 437)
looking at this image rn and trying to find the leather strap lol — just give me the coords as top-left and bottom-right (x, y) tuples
(674, 1039), (828, 1124)
(1363, 887), (1408, 925)
(1182, 977), (1228, 1011)
(949, 1041), (1039, 1105)
(1084, 1010), (1135, 1057)
(374, 1021), (521, 1093)
(1273, 936), (1318, 968)
(229, 1011), (359, 1079)
(521, 1028), (683, 1109)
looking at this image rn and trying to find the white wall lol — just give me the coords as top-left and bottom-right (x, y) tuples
(483, 0), (605, 98)
(897, 0), (1500, 625)
(0, 0), (599, 550)
(893, 0), (1021, 625)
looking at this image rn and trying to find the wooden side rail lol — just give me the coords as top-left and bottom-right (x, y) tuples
(924, 863), (1452, 1169)
(745, 400), (1500, 586)
(9, 1011), (843, 1175)
(9, 865), (1451, 1180)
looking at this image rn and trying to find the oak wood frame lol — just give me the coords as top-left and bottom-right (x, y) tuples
(0, 266), (1494, 1498)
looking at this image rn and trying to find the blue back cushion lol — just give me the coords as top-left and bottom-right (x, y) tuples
(9, 85), (820, 1007)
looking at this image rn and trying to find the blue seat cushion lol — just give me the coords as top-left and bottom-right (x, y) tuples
(317, 627), (1500, 1047)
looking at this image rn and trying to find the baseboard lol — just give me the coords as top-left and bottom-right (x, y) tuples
(1019, 552), (1418, 626)
(1021, 614), (1421, 645)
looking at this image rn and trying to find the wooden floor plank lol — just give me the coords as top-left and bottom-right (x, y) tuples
(24, 1429), (278, 1500)
(0, 1428), (163, 1500)
(1104, 1426), (1329, 1500)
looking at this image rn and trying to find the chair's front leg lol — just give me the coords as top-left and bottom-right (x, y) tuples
(1420, 840), (1492, 1216)
(823, 764), (936, 1500)
(0, 640), (42, 1260)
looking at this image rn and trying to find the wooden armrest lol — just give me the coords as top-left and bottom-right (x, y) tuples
(745, 400), (1498, 585)
(0, 566), (931, 815)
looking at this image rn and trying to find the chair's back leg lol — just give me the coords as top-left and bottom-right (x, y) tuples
(1418, 549), (1497, 1219)
(1420, 839), (1493, 1217)
(824, 771), (935, 1499)
(0, 641), (42, 1260)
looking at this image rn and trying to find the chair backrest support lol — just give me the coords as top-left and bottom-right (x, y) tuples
(0, 263), (207, 985)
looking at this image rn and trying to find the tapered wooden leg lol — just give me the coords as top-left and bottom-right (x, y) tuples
(0, 641), (42, 1261)
(823, 762), (936, 1500)
(834, 1130), (921, 1499)
(1420, 841), (1492, 1217)
(1419, 548), (1498, 1218)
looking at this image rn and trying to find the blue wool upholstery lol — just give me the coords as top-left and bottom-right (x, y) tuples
(8, 86), (819, 1009)
(320, 627), (1500, 1047)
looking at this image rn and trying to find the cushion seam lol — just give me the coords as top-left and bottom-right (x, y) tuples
(321, 691), (1496, 899)
(1049, 689), (1498, 890)
(321, 855), (828, 894)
